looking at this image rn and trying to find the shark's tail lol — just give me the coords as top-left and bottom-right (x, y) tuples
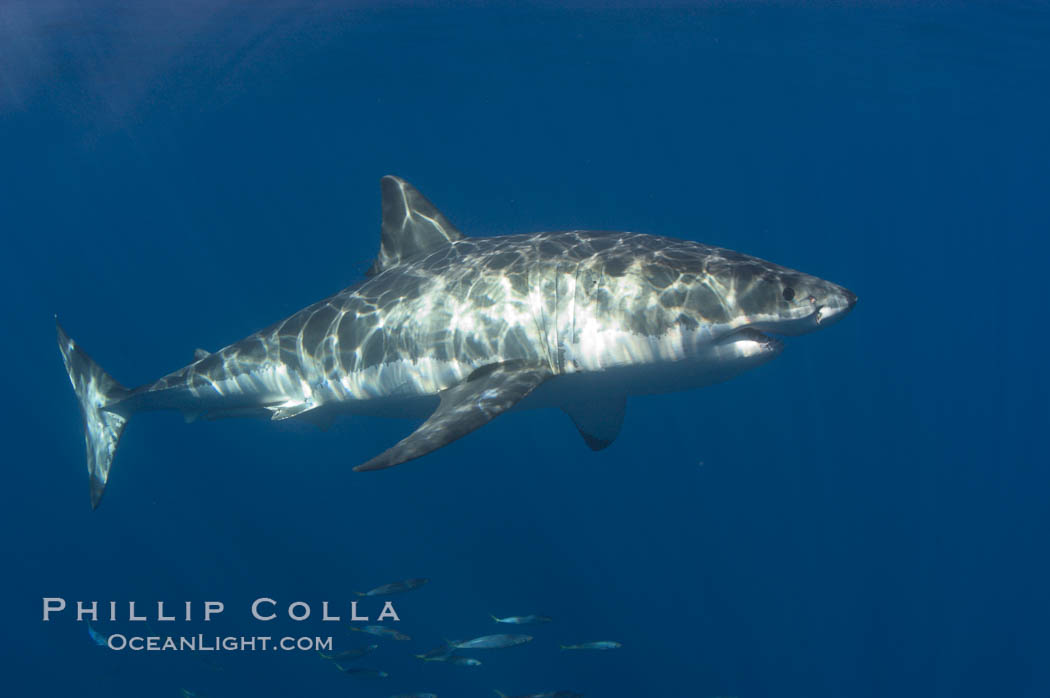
(57, 319), (133, 509)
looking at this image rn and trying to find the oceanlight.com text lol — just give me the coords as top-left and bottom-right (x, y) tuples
(105, 634), (333, 652)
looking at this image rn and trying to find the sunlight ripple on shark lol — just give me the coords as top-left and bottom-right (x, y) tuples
(58, 176), (857, 509)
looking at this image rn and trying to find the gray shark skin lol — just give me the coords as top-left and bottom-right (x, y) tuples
(58, 176), (856, 509)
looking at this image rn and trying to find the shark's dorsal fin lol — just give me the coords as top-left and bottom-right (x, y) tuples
(193, 348), (211, 361)
(367, 176), (463, 277)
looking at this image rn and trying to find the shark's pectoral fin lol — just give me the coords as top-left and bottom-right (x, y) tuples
(354, 362), (552, 472)
(563, 396), (626, 451)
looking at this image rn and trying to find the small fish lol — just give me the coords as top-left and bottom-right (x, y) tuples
(87, 624), (108, 647)
(336, 665), (389, 678)
(449, 634), (532, 650)
(491, 614), (552, 625)
(352, 625), (411, 641)
(446, 655), (482, 667)
(356, 578), (429, 596)
(180, 691), (201, 698)
(414, 645), (455, 662)
(319, 643), (379, 661)
(491, 688), (583, 692)
(560, 641), (622, 650)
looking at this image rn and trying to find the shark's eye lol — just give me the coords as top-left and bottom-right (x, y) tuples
(782, 287), (796, 301)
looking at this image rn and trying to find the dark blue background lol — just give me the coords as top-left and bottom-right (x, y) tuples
(3, 2), (1047, 696)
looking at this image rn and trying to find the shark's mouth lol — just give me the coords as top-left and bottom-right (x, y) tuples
(717, 327), (784, 355)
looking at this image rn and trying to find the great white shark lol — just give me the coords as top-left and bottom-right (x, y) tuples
(58, 176), (856, 509)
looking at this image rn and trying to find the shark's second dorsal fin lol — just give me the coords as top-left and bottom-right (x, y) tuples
(367, 176), (463, 277)
(193, 348), (211, 361)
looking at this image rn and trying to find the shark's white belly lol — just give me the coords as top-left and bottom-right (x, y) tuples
(326, 325), (780, 419)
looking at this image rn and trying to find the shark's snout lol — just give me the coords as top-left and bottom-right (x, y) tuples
(845, 288), (858, 309)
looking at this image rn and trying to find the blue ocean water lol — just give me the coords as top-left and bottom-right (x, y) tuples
(3, 2), (1048, 696)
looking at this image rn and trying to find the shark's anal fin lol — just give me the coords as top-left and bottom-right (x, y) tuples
(563, 396), (626, 451)
(354, 362), (551, 472)
(366, 176), (464, 277)
(193, 348), (212, 361)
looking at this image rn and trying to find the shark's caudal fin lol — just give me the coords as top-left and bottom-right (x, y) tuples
(56, 319), (132, 510)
